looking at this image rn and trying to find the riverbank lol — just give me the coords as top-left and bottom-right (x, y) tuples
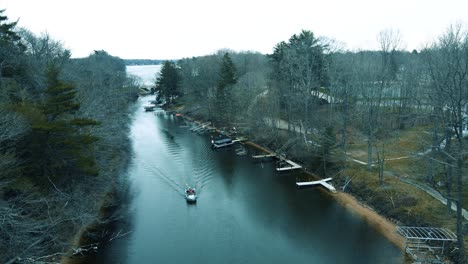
(182, 114), (406, 249)
(244, 141), (405, 250)
(62, 108), (406, 264)
(61, 182), (132, 264)
(177, 100), (468, 261)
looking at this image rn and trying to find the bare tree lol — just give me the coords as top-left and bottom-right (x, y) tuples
(361, 29), (403, 171)
(424, 24), (467, 263)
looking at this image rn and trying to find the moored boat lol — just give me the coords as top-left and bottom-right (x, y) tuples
(211, 136), (233, 149)
(144, 105), (155, 112)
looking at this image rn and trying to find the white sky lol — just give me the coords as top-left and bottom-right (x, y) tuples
(2, 0), (467, 59)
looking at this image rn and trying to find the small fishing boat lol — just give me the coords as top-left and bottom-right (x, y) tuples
(185, 187), (197, 203)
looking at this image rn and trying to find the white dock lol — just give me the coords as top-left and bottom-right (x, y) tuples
(276, 159), (302, 171)
(251, 152), (302, 171)
(252, 154), (276, 159)
(296, 177), (336, 193)
(190, 122), (211, 132)
(232, 136), (248, 143)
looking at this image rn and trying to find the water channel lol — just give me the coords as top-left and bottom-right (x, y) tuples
(90, 66), (402, 263)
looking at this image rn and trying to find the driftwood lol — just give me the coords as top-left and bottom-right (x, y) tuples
(5, 230), (132, 264)
(5, 239), (44, 264)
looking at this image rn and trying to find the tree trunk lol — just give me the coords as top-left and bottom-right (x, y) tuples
(426, 119), (437, 183)
(455, 107), (465, 263)
(304, 98), (309, 135)
(341, 100), (348, 150)
(376, 144), (385, 185)
(455, 139), (465, 263)
(367, 105), (375, 171)
(367, 134), (373, 171)
(445, 127), (452, 212)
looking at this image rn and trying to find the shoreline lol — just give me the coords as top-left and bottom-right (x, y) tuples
(184, 117), (406, 252)
(62, 108), (406, 263)
(244, 140), (405, 250)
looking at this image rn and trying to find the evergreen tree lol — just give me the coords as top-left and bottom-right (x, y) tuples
(155, 61), (180, 104)
(19, 66), (99, 184)
(0, 9), (20, 43)
(215, 53), (237, 124)
(217, 53), (237, 89)
(0, 9), (25, 79)
(269, 30), (328, 134)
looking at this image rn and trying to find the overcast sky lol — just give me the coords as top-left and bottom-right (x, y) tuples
(2, 0), (467, 59)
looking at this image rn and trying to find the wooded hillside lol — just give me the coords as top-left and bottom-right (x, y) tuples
(0, 11), (139, 262)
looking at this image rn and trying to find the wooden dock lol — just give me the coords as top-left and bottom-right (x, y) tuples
(232, 138), (248, 144)
(276, 159), (302, 171)
(296, 177), (336, 193)
(190, 122), (211, 132)
(252, 154), (276, 159)
(252, 152), (302, 171)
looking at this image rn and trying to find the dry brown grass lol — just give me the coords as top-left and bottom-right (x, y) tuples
(337, 124), (467, 260)
(342, 164), (457, 228)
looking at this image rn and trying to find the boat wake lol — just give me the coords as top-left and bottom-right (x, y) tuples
(139, 161), (186, 196)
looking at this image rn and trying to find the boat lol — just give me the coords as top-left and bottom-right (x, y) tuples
(138, 87), (151, 96)
(211, 136), (234, 149)
(235, 146), (247, 155)
(144, 105), (155, 112)
(185, 188), (197, 203)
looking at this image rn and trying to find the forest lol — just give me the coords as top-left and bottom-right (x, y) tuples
(157, 28), (468, 262)
(0, 11), (139, 262)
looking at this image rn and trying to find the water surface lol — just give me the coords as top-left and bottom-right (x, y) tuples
(92, 65), (403, 264)
(90, 93), (402, 263)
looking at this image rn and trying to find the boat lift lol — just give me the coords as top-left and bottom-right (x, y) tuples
(396, 226), (457, 263)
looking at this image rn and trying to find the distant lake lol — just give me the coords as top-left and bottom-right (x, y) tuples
(126, 65), (162, 86)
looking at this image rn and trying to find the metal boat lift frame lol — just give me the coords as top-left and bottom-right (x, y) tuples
(396, 226), (457, 263)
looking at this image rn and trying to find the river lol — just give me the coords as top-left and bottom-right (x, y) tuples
(90, 65), (402, 263)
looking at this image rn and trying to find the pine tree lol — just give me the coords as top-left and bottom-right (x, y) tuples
(20, 66), (99, 184)
(218, 53), (237, 89)
(155, 61), (180, 104)
(0, 9), (25, 79)
(216, 53), (237, 124)
(0, 9), (20, 43)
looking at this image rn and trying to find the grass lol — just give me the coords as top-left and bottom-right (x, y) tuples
(339, 123), (467, 259)
(341, 163), (457, 230)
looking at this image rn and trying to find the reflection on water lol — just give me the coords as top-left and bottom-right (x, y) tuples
(89, 96), (402, 264)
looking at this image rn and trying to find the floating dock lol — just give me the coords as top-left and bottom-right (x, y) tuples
(296, 177), (336, 193)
